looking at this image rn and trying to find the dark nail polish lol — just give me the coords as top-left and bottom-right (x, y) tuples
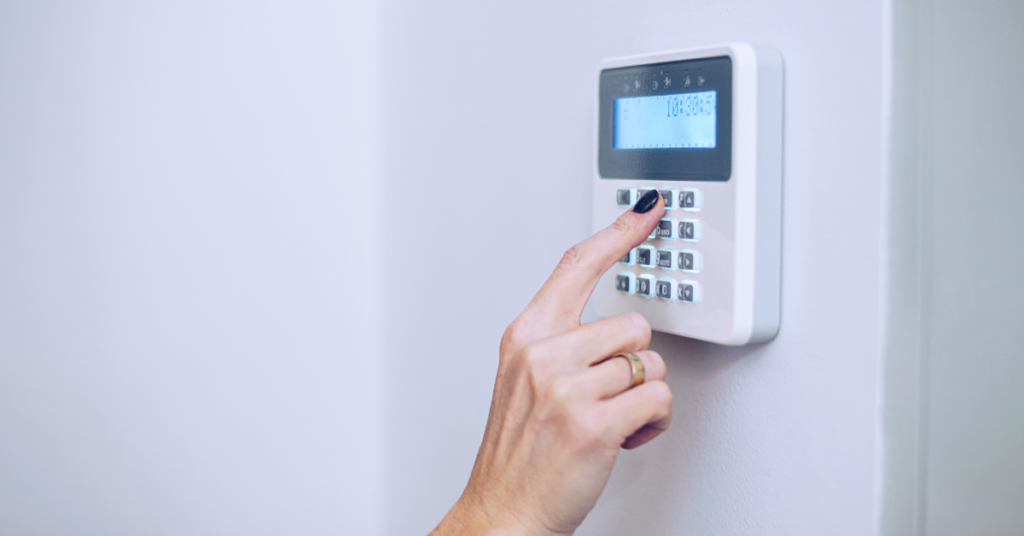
(632, 189), (660, 214)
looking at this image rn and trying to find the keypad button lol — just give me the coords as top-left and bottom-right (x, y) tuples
(656, 218), (677, 240)
(637, 274), (656, 298)
(680, 189), (702, 211)
(678, 281), (702, 304)
(678, 250), (702, 273)
(655, 278), (676, 301)
(615, 272), (636, 294)
(659, 189), (678, 210)
(679, 220), (702, 242)
(637, 245), (656, 268)
(619, 248), (637, 265)
(616, 188), (637, 207)
(638, 188), (655, 202)
(656, 248), (677, 270)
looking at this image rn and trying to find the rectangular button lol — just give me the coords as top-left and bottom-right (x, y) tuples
(637, 274), (655, 298)
(655, 278), (676, 300)
(680, 189), (702, 211)
(637, 245), (655, 267)
(616, 188), (636, 206)
(680, 251), (694, 270)
(678, 281), (701, 304)
(679, 250), (701, 272)
(615, 272), (636, 294)
(679, 220), (701, 242)
(656, 218), (677, 239)
(656, 248), (677, 270)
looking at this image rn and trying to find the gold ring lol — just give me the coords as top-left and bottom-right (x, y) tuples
(619, 353), (645, 388)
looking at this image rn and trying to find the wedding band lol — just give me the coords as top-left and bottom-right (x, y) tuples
(619, 353), (645, 389)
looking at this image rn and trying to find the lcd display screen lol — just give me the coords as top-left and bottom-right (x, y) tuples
(613, 90), (717, 149)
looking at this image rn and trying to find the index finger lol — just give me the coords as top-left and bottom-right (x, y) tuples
(524, 189), (664, 334)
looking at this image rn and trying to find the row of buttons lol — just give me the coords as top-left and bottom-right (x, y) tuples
(621, 247), (702, 272)
(616, 273), (701, 303)
(648, 218), (701, 241)
(617, 187), (702, 211)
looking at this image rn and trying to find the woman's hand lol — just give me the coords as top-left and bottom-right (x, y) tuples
(431, 190), (672, 536)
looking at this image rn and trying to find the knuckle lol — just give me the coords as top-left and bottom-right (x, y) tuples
(519, 341), (546, 369)
(501, 319), (529, 352)
(646, 351), (667, 380)
(611, 216), (637, 236)
(649, 381), (673, 407)
(556, 244), (589, 272)
(624, 312), (652, 343)
(548, 377), (576, 406)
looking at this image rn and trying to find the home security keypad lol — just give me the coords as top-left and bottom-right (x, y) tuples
(591, 44), (783, 345)
(617, 188), (704, 305)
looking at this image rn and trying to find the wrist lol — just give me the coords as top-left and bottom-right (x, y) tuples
(431, 496), (564, 536)
(430, 498), (503, 536)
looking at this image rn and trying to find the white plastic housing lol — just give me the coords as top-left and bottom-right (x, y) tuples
(591, 43), (783, 345)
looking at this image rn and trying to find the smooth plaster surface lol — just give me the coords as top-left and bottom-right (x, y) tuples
(0, 2), (382, 534)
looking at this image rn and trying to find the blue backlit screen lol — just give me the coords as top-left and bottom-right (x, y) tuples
(613, 90), (717, 149)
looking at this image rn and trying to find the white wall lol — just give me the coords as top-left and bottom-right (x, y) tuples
(17, 2), (1019, 535)
(0, 2), (382, 534)
(884, 1), (1024, 533)
(378, 1), (889, 534)
(921, 0), (1024, 533)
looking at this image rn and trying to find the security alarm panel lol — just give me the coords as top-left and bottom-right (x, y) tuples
(591, 44), (782, 345)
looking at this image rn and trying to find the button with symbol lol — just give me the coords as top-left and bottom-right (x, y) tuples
(615, 272), (636, 294)
(680, 188), (702, 211)
(637, 245), (656, 268)
(656, 248), (677, 270)
(678, 250), (702, 273)
(678, 281), (701, 304)
(656, 278), (676, 301)
(637, 274), (656, 298)
(656, 218), (678, 240)
(679, 220), (701, 242)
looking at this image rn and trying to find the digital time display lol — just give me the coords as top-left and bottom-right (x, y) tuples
(613, 90), (717, 149)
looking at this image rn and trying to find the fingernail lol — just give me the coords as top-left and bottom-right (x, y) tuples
(632, 189), (661, 214)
